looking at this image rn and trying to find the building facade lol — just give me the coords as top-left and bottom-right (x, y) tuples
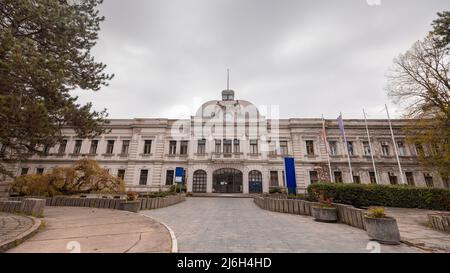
(3, 89), (447, 194)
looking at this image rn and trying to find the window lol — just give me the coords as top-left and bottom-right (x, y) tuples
(309, 171), (319, 184)
(397, 141), (406, 156)
(58, 140), (67, 154)
(280, 141), (288, 155)
(193, 170), (207, 193)
(169, 141), (177, 155)
(369, 171), (377, 184)
(334, 171), (343, 183)
(180, 141), (188, 155)
(405, 172), (415, 186)
(20, 168), (29, 176)
(353, 173), (361, 184)
(197, 139), (206, 154)
(106, 140), (115, 154)
(139, 170), (148, 185)
(73, 140), (82, 155)
(389, 172), (398, 185)
(381, 141), (390, 156)
(347, 141), (354, 156)
(215, 139), (221, 153)
(223, 139), (232, 154)
(233, 139), (240, 153)
(43, 145), (50, 155)
(363, 141), (371, 156)
(89, 140), (98, 154)
(270, 171), (279, 187)
(249, 170), (263, 182)
(250, 140), (258, 154)
(117, 169), (126, 181)
(121, 140), (130, 155)
(165, 170), (174, 185)
(282, 171), (285, 187)
(36, 168), (44, 175)
(415, 143), (424, 156)
(424, 173), (434, 188)
(306, 140), (315, 155)
(143, 140), (152, 154)
(268, 141), (277, 155)
(329, 141), (338, 155)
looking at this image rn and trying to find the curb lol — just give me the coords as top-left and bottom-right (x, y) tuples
(141, 214), (178, 253)
(0, 215), (42, 253)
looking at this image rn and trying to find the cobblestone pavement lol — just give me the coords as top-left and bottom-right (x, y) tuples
(7, 207), (172, 253)
(141, 197), (421, 253)
(0, 213), (35, 247)
(386, 207), (450, 252)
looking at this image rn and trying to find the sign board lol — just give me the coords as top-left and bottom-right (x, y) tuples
(284, 157), (297, 195)
(175, 167), (184, 184)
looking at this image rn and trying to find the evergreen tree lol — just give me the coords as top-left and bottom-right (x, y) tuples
(0, 0), (113, 176)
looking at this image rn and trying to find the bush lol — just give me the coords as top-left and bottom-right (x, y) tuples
(269, 186), (284, 194)
(307, 183), (450, 211)
(140, 191), (175, 198)
(11, 159), (125, 197)
(366, 207), (387, 218)
(170, 184), (186, 193)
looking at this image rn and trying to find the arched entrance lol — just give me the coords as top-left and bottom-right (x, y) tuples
(213, 168), (243, 193)
(193, 170), (207, 193)
(248, 170), (263, 193)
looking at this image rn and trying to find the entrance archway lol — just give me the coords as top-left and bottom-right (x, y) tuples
(193, 170), (207, 193)
(213, 168), (243, 193)
(248, 170), (262, 193)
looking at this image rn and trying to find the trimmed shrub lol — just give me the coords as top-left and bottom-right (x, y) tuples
(307, 183), (450, 211)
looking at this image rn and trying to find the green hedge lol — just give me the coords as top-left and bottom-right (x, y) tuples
(307, 183), (450, 211)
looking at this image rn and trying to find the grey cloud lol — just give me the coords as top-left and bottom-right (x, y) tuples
(72, 0), (450, 120)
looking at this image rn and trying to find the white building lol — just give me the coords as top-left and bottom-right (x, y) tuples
(3, 89), (447, 194)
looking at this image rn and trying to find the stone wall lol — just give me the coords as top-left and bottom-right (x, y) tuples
(9, 194), (186, 212)
(254, 196), (366, 230)
(428, 213), (450, 233)
(0, 198), (45, 217)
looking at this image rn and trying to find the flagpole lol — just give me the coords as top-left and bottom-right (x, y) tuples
(339, 112), (354, 183)
(322, 115), (334, 183)
(385, 104), (406, 185)
(363, 109), (379, 184)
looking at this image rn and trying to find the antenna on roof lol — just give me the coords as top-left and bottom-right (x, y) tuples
(227, 68), (230, 90)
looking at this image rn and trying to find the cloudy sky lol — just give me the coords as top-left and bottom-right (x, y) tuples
(73, 0), (449, 119)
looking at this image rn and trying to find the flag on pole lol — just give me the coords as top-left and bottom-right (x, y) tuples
(337, 113), (354, 183)
(321, 122), (329, 154)
(337, 114), (345, 137)
(321, 115), (334, 183)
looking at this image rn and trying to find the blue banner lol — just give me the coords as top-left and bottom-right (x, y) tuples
(284, 157), (297, 195)
(175, 167), (184, 183)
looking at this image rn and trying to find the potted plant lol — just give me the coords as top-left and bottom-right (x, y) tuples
(121, 191), (141, 213)
(364, 207), (401, 245)
(312, 191), (338, 223)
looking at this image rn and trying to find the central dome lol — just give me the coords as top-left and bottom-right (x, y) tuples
(195, 90), (260, 120)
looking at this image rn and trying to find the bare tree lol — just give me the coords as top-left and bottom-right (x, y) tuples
(387, 35), (450, 187)
(387, 35), (449, 119)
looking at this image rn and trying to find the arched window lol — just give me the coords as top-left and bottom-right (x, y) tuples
(193, 170), (207, 193)
(249, 170), (262, 182)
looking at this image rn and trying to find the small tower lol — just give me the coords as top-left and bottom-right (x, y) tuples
(222, 68), (235, 101)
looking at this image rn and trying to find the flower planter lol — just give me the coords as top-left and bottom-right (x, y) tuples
(312, 206), (338, 223)
(121, 200), (141, 213)
(364, 216), (401, 245)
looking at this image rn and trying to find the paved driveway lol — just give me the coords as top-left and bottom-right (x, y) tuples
(8, 207), (172, 253)
(141, 197), (420, 253)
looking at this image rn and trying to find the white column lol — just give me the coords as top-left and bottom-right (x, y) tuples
(243, 170), (249, 194)
(207, 169), (213, 193)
